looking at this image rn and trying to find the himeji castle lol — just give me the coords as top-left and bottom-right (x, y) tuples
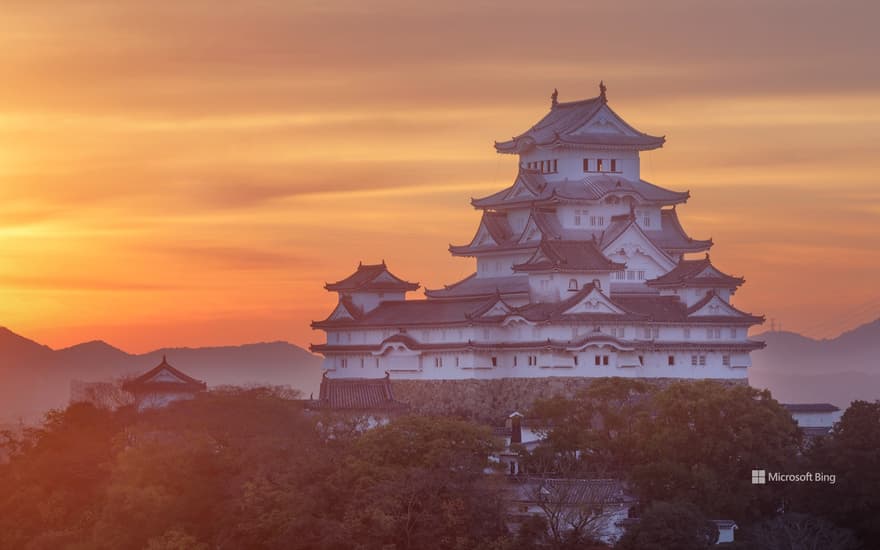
(311, 83), (764, 384)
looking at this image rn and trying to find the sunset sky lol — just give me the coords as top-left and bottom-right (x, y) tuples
(1, 0), (879, 353)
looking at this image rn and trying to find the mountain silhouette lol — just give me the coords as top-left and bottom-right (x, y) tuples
(0, 327), (323, 422)
(749, 318), (880, 407)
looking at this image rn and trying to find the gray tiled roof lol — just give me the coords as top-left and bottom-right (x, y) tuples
(472, 171), (688, 209)
(494, 94), (664, 154)
(325, 262), (419, 292)
(424, 274), (530, 300)
(647, 256), (743, 288)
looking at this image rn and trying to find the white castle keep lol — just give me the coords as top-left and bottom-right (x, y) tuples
(311, 83), (764, 383)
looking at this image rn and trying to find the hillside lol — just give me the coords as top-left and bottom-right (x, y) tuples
(749, 318), (880, 407)
(0, 327), (323, 422)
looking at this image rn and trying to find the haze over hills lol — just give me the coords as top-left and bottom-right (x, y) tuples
(2, 319), (879, 422)
(749, 318), (880, 407)
(0, 327), (323, 422)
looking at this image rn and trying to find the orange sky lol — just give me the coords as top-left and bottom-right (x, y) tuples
(1, 1), (879, 353)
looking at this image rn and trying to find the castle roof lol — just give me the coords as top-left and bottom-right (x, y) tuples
(646, 208), (713, 253)
(512, 239), (624, 273)
(647, 255), (744, 289)
(122, 356), (207, 394)
(310, 373), (408, 411)
(424, 273), (530, 300)
(471, 170), (688, 209)
(325, 262), (419, 292)
(494, 88), (665, 154)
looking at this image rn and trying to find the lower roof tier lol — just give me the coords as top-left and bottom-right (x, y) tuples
(313, 284), (763, 329)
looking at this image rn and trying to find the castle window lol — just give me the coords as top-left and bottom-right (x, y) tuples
(595, 355), (601, 366)
(583, 158), (590, 172)
(643, 216), (650, 227)
(699, 355), (707, 366)
(552, 159), (558, 173)
(340, 358), (348, 368)
(603, 355), (609, 366)
(360, 358), (364, 368)
(627, 271), (635, 281)
(528, 355), (537, 366)
(668, 355), (675, 366)
(610, 159), (618, 172)
(434, 356), (443, 368)
(375, 358), (380, 368)
(597, 159), (605, 171)
(637, 270), (645, 280)
(722, 354), (731, 366)
(573, 355), (579, 366)
(514, 356), (518, 367)
(491, 356), (498, 367)
(568, 279), (578, 290)
(684, 327), (691, 339)
(691, 354), (698, 366)
(615, 271), (626, 280)
(638, 355), (644, 366)
(455, 356), (460, 367)
(575, 209), (584, 226)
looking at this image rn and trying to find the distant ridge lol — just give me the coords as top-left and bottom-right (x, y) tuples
(750, 317), (880, 407)
(0, 327), (323, 422)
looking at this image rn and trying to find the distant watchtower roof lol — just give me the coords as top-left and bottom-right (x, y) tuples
(325, 261), (419, 293)
(494, 83), (665, 154)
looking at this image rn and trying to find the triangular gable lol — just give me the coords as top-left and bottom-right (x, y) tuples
(481, 301), (514, 317)
(470, 221), (501, 248)
(506, 175), (539, 200)
(559, 286), (627, 316)
(688, 294), (752, 318)
(371, 271), (400, 284)
(517, 216), (544, 244)
(328, 301), (357, 321)
(694, 265), (726, 279)
(601, 221), (677, 271)
(571, 105), (637, 136)
(144, 367), (193, 385)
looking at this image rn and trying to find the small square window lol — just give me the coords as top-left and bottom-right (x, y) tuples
(668, 355), (675, 366)
(699, 355), (707, 366)
(597, 159), (604, 171)
(722, 354), (731, 366)
(610, 159), (618, 172)
(491, 356), (498, 367)
(595, 355), (601, 366)
(583, 158), (590, 172)
(602, 355), (609, 366)
(691, 355), (698, 366)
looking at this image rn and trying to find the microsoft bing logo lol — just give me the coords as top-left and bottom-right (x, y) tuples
(752, 469), (766, 484)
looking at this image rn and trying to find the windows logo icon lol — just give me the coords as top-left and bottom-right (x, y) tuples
(752, 469), (766, 485)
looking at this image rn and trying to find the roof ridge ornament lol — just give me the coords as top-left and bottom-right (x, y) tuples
(599, 80), (607, 102)
(551, 88), (558, 108)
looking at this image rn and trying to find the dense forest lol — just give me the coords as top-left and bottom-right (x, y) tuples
(0, 381), (877, 549)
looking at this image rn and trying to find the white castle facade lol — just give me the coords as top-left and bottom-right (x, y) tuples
(312, 84), (764, 382)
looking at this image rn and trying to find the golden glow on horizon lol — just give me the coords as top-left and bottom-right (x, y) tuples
(1, 1), (879, 352)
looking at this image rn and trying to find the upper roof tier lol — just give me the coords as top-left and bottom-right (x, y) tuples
(325, 262), (420, 293)
(471, 168), (689, 209)
(512, 239), (624, 273)
(494, 84), (665, 154)
(121, 356), (207, 393)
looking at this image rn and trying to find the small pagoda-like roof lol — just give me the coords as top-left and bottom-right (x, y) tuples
(647, 254), (744, 289)
(686, 290), (765, 324)
(471, 171), (688, 209)
(494, 87), (665, 154)
(310, 373), (408, 411)
(122, 356), (207, 394)
(325, 261), (419, 292)
(513, 239), (624, 273)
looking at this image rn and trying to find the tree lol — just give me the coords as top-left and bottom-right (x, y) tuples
(528, 478), (621, 549)
(796, 400), (880, 547)
(630, 381), (800, 521)
(615, 501), (718, 550)
(741, 513), (860, 550)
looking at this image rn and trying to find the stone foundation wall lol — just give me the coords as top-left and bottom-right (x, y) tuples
(391, 377), (747, 425)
